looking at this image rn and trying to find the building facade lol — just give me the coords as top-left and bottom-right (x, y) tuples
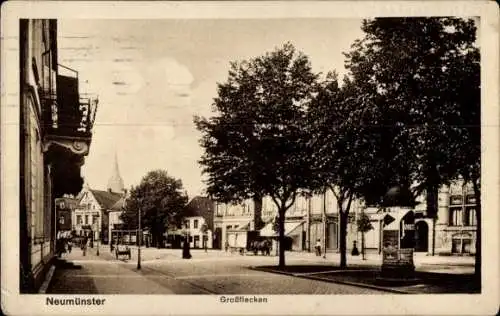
(20, 19), (97, 292)
(55, 196), (78, 238)
(74, 155), (126, 245)
(214, 190), (361, 253)
(362, 179), (478, 256)
(172, 196), (215, 249)
(434, 180), (478, 255)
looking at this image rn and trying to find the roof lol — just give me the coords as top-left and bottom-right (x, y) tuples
(110, 196), (126, 211)
(384, 208), (414, 230)
(55, 197), (79, 210)
(89, 189), (123, 210)
(183, 196), (215, 230)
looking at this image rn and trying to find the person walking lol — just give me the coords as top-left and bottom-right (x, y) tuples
(315, 239), (322, 256)
(67, 238), (72, 254)
(82, 237), (88, 256)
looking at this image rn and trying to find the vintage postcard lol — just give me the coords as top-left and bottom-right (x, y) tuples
(1, 1), (499, 315)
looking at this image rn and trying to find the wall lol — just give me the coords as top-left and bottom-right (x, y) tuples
(185, 216), (213, 249)
(20, 19), (58, 293)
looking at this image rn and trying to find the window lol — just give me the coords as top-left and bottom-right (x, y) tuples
(185, 220), (190, 229)
(77, 215), (82, 225)
(465, 208), (477, 226)
(450, 208), (463, 226)
(194, 219), (199, 229)
(85, 215), (89, 225)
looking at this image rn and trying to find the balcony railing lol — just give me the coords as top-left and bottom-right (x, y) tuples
(41, 64), (98, 139)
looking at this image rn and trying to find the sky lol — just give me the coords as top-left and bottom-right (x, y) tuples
(57, 18), (365, 198)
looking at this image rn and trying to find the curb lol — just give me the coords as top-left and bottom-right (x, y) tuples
(250, 267), (410, 294)
(38, 265), (56, 294)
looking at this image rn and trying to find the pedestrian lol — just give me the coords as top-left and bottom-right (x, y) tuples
(225, 241), (229, 252)
(67, 238), (72, 254)
(315, 239), (322, 256)
(82, 237), (87, 256)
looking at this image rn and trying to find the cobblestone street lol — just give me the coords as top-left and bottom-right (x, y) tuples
(47, 246), (475, 294)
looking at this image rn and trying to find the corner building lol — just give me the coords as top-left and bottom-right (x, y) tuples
(20, 19), (97, 292)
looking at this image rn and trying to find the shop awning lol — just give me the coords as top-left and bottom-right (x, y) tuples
(260, 222), (275, 237)
(259, 221), (304, 237)
(384, 209), (413, 230)
(227, 222), (251, 232)
(285, 222), (304, 236)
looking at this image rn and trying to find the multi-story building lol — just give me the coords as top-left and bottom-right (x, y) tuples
(20, 19), (97, 292)
(55, 196), (78, 238)
(214, 190), (361, 253)
(180, 196), (215, 249)
(74, 155), (126, 245)
(435, 180), (478, 255)
(362, 179), (478, 256)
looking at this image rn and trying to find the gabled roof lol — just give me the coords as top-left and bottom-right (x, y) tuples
(89, 189), (123, 210)
(110, 196), (126, 211)
(183, 196), (215, 230)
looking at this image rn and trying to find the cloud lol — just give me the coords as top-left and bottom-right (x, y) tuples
(145, 57), (194, 99)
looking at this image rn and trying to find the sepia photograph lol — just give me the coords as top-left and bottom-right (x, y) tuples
(2, 1), (499, 315)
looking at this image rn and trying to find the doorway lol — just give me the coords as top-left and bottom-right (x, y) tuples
(415, 221), (429, 252)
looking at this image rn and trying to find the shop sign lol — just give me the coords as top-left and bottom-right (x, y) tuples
(403, 223), (415, 230)
(450, 195), (463, 205)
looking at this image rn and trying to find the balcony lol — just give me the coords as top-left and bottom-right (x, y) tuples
(41, 64), (97, 157)
(40, 64), (98, 197)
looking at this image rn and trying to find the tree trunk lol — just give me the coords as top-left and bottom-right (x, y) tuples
(426, 183), (439, 256)
(339, 210), (348, 269)
(361, 232), (366, 260)
(278, 208), (286, 268)
(472, 179), (481, 285)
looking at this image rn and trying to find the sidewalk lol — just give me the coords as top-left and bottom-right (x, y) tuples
(283, 251), (475, 273)
(251, 252), (478, 294)
(63, 245), (238, 263)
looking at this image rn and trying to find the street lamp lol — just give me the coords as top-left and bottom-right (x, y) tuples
(95, 218), (100, 256)
(137, 207), (141, 270)
(322, 190), (327, 259)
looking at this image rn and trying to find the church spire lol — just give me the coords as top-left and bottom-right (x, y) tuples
(107, 152), (124, 194)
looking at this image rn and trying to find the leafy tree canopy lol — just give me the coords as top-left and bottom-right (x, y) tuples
(195, 42), (318, 211)
(120, 170), (188, 247)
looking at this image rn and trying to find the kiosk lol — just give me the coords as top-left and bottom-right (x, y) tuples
(376, 186), (418, 285)
(380, 208), (415, 279)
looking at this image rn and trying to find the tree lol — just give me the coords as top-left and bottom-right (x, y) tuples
(308, 73), (383, 268)
(195, 43), (318, 268)
(120, 170), (188, 248)
(343, 18), (480, 276)
(356, 211), (374, 260)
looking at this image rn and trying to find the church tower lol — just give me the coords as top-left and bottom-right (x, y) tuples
(107, 153), (124, 193)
